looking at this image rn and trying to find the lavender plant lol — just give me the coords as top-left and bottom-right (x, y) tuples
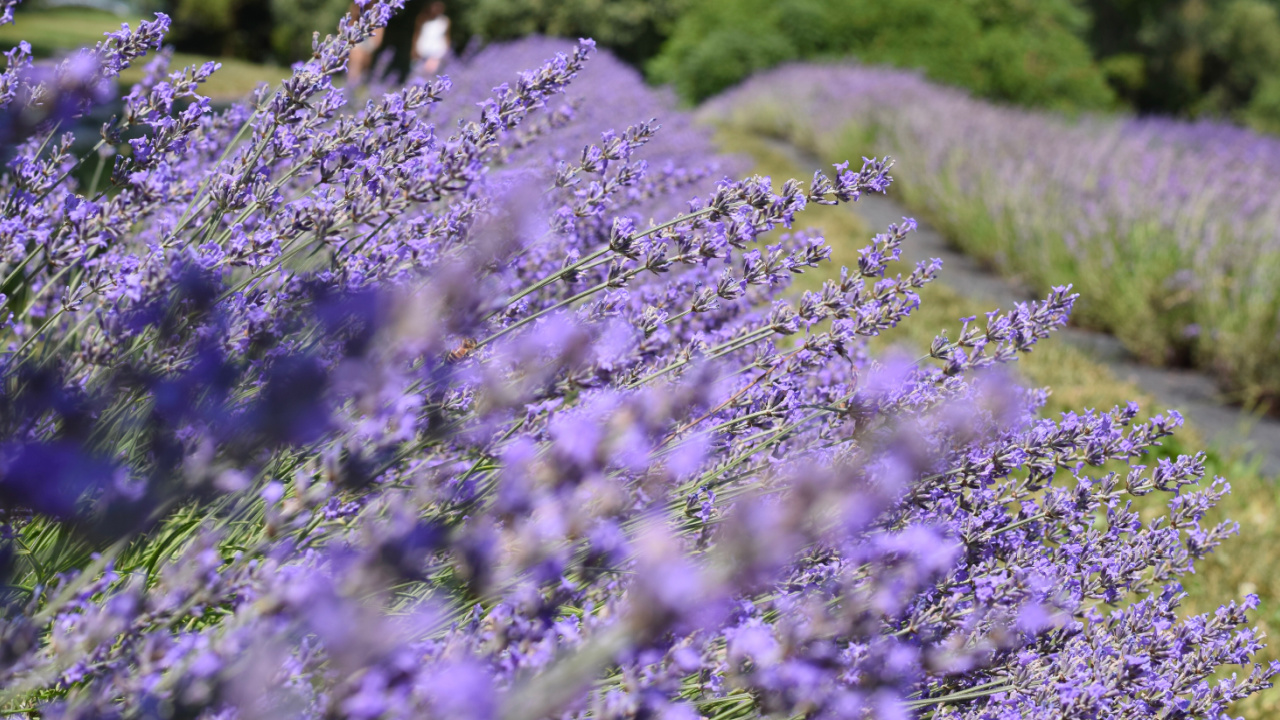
(0, 3), (1274, 719)
(699, 63), (1280, 408)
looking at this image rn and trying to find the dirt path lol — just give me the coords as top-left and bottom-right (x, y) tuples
(773, 139), (1280, 475)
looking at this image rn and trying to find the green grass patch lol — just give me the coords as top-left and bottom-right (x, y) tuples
(0, 7), (143, 55)
(0, 7), (288, 101)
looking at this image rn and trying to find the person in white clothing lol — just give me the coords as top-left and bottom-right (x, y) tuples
(412, 2), (450, 76)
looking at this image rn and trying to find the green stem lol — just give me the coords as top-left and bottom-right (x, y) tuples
(474, 277), (617, 351)
(494, 246), (611, 314)
(904, 683), (1012, 708)
(172, 106), (264, 235)
(34, 139), (105, 205)
(87, 148), (109, 198)
(0, 244), (40, 299)
(629, 326), (775, 388)
(491, 206), (716, 316)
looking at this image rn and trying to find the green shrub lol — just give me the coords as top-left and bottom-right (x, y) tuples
(647, 0), (1114, 110)
(457, 0), (689, 66)
(164, 0), (273, 61)
(1082, 0), (1280, 123)
(646, 24), (795, 104)
(1245, 75), (1280, 132)
(268, 0), (351, 62)
(158, 0), (346, 63)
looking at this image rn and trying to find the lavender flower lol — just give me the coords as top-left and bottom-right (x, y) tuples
(0, 10), (1270, 720)
(699, 62), (1280, 404)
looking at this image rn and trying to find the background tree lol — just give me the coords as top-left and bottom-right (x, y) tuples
(164, 0), (273, 62)
(646, 0), (1115, 109)
(267, 0), (352, 64)
(1081, 0), (1280, 129)
(452, 0), (688, 67)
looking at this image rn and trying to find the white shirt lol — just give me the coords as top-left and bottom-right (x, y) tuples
(416, 17), (449, 59)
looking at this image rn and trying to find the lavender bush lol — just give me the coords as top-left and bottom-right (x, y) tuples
(0, 2), (1275, 718)
(698, 63), (1280, 407)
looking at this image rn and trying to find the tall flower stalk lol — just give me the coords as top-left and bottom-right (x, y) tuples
(0, 6), (1272, 720)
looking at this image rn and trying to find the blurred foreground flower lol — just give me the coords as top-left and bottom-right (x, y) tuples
(0, 3), (1273, 719)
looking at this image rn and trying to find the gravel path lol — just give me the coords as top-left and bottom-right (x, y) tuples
(774, 139), (1280, 474)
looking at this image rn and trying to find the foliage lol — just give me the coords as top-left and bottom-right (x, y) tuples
(0, 1), (1274, 718)
(1081, 0), (1280, 130)
(163, 0), (273, 61)
(647, 0), (1116, 108)
(455, 0), (688, 67)
(267, 0), (351, 63)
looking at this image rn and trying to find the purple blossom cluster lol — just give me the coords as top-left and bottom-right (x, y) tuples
(698, 63), (1280, 405)
(0, 4), (1274, 719)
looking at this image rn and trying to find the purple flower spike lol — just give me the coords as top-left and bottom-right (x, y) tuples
(0, 17), (1267, 720)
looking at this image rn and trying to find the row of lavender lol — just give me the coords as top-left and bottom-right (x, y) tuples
(0, 1), (1273, 718)
(699, 64), (1280, 405)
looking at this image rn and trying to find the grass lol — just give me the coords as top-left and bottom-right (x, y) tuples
(713, 123), (1280, 719)
(0, 7), (289, 101)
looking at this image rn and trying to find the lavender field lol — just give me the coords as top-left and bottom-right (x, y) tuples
(0, 1), (1276, 719)
(701, 64), (1280, 409)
